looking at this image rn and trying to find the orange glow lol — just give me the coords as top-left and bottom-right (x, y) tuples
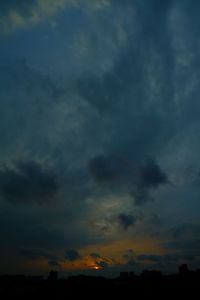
(24, 236), (168, 272)
(81, 236), (166, 262)
(60, 236), (167, 271)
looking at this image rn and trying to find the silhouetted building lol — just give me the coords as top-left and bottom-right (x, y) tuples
(129, 272), (135, 278)
(1, 266), (200, 296)
(179, 264), (189, 276)
(48, 270), (58, 281)
(141, 270), (163, 279)
(120, 272), (129, 279)
(196, 269), (200, 275)
(27, 276), (43, 282)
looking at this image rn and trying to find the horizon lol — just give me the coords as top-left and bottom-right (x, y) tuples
(0, 263), (199, 279)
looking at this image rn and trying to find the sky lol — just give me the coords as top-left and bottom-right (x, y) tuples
(0, 0), (200, 278)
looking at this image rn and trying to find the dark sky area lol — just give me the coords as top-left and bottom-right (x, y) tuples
(0, 0), (200, 277)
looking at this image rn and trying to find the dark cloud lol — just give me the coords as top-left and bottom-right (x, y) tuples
(1, 0), (200, 275)
(0, 161), (59, 204)
(171, 223), (200, 239)
(76, 69), (125, 114)
(88, 154), (168, 205)
(136, 253), (198, 272)
(20, 248), (63, 268)
(122, 248), (198, 272)
(117, 213), (136, 230)
(65, 249), (81, 261)
(0, 59), (64, 104)
(88, 155), (124, 183)
(97, 261), (109, 269)
(120, 253), (198, 275)
(122, 245), (198, 271)
(123, 249), (137, 267)
(48, 261), (61, 268)
(101, 212), (140, 233)
(173, 238), (200, 255)
(0, 216), (67, 250)
(165, 224), (200, 257)
(77, 0), (174, 115)
(89, 252), (112, 269)
(137, 254), (163, 263)
(132, 159), (168, 205)
(20, 248), (59, 261)
(139, 159), (168, 189)
(139, 223), (200, 271)
(90, 253), (101, 259)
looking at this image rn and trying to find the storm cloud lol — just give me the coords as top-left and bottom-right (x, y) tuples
(65, 249), (81, 261)
(165, 223), (200, 257)
(88, 155), (168, 205)
(132, 159), (168, 205)
(90, 253), (101, 259)
(0, 161), (59, 204)
(88, 155), (123, 183)
(1, 0), (200, 274)
(117, 214), (137, 230)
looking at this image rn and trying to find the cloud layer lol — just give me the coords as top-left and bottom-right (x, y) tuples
(1, 0), (200, 274)
(0, 161), (59, 204)
(0, 0), (111, 34)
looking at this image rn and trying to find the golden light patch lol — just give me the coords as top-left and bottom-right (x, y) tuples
(61, 254), (111, 271)
(81, 236), (166, 263)
(60, 236), (167, 271)
(23, 236), (167, 272)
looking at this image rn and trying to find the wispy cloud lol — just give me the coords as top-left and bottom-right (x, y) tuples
(0, 0), (111, 34)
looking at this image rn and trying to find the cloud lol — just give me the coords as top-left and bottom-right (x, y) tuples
(88, 155), (124, 183)
(0, 0), (111, 34)
(171, 223), (200, 239)
(137, 254), (163, 263)
(0, 208), (68, 249)
(123, 249), (135, 260)
(88, 252), (113, 269)
(117, 213), (137, 230)
(122, 248), (198, 272)
(65, 249), (81, 261)
(100, 212), (140, 234)
(138, 223), (200, 271)
(88, 154), (168, 205)
(20, 248), (59, 261)
(97, 261), (109, 268)
(123, 249), (138, 267)
(132, 159), (168, 205)
(165, 223), (200, 257)
(139, 159), (168, 189)
(0, 161), (59, 204)
(136, 253), (198, 272)
(90, 253), (101, 259)
(1, 0), (200, 274)
(48, 260), (61, 267)
(20, 248), (63, 268)
(0, 0), (62, 34)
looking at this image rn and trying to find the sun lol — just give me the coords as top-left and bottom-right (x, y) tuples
(94, 266), (100, 270)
